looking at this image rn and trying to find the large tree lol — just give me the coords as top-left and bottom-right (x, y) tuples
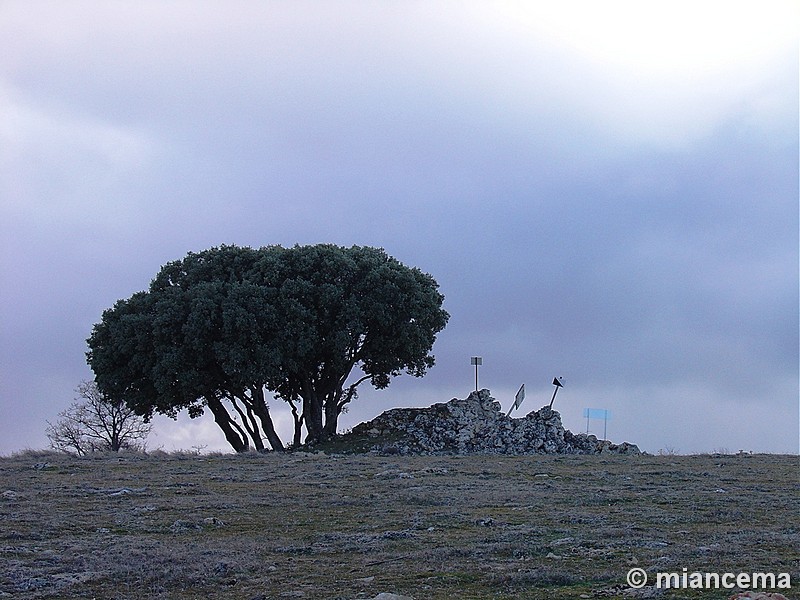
(87, 244), (449, 451)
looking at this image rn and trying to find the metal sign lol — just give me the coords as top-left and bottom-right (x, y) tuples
(548, 377), (564, 409)
(583, 408), (609, 420)
(583, 408), (611, 439)
(506, 384), (525, 416)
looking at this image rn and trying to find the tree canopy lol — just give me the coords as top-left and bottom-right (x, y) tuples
(87, 244), (449, 451)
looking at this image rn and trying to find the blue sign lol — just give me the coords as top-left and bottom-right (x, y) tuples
(583, 408), (611, 438)
(584, 408), (611, 420)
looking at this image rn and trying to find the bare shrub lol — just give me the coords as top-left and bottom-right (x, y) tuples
(46, 381), (151, 455)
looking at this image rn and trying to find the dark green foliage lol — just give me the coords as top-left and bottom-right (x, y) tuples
(87, 244), (449, 451)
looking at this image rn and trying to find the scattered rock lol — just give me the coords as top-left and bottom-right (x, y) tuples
(623, 587), (664, 598)
(169, 517), (225, 532)
(545, 552), (563, 559)
(417, 467), (449, 475)
(373, 469), (413, 479)
(2, 491), (18, 500)
(348, 389), (640, 455)
(729, 593), (790, 600)
(552, 537), (575, 546)
(370, 594), (414, 600)
(4, 530), (25, 540)
(170, 519), (203, 533)
(51, 571), (101, 586)
(593, 584), (663, 598)
(86, 486), (148, 496)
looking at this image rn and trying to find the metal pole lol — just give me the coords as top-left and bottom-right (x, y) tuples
(470, 357), (482, 392)
(548, 377), (563, 409)
(548, 385), (559, 409)
(603, 410), (608, 440)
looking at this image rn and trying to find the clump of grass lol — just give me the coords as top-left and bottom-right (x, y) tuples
(6, 448), (63, 460)
(492, 567), (585, 587)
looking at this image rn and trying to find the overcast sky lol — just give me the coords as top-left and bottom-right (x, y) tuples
(1, 1), (797, 455)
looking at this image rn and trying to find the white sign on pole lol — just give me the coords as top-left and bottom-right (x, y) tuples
(514, 384), (525, 410)
(507, 383), (525, 416)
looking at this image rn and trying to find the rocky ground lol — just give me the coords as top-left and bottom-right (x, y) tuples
(1, 449), (797, 599)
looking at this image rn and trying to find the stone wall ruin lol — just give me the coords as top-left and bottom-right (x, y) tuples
(349, 389), (640, 455)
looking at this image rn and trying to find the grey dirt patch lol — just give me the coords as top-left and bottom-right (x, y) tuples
(0, 449), (796, 599)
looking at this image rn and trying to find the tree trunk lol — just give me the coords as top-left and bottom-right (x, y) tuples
(322, 392), (340, 439)
(230, 396), (264, 451)
(251, 386), (285, 451)
(289, 400), (303, 447)
(207, 396), (248, 452)
(302, 379), (324, 444)
(320, 375), (369, 441)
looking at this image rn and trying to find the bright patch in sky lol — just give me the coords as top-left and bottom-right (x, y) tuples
(489, 0), (798, 76)
(455, 0), (797, 149)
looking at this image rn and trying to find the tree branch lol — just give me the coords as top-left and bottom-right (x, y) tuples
(338, 373), (372, 410)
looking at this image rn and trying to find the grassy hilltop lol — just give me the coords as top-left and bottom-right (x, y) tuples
(1, 451), (797, 599)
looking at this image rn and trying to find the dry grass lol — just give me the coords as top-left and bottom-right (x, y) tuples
(0, 450), (797, 599)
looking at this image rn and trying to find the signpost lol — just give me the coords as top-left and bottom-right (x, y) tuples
(470, 356), (482, 391)
(506, 384), (525, 416)
(548, 377), (564, 409)
(508, 377), (565, 415)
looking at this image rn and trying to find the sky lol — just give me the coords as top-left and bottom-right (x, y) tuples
(1, 1), (797, 455)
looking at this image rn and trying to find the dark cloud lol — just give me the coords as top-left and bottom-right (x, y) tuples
(1, 2), (796, 454)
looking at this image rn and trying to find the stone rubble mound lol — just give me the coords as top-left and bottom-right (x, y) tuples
(351, 389), (640, 456)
